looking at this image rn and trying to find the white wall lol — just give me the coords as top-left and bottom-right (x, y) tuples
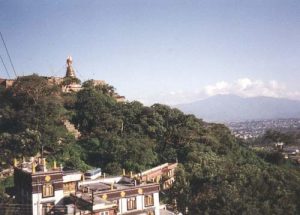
(119, 198), (127, 214)
(32, 190), (64, 215)
(78, 176), (122, 186)
(154, 192), (160, 215)
(63, 173), (82, 183)
(136, 195), (143, 210)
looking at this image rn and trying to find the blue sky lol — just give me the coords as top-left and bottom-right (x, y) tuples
(1, 0), (300, 105)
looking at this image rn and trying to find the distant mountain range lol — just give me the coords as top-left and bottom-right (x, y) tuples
(175, 94), (300, 122)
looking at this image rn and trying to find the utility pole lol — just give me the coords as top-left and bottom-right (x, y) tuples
(37, 178), (40, 215)
(91, 190), (94, 215)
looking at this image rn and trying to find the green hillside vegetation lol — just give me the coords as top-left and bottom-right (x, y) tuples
(252, 129), (300, 146)
(1, 75), (300, 214)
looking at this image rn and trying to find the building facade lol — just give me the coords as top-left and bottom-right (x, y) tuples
(72, 179), (160, 215)
(136, 163), (178, 190)
(13, 158), (165, 215)
(14, 158), (64, 215)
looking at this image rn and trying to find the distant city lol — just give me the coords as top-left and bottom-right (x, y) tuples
(227, 118), (300, 139)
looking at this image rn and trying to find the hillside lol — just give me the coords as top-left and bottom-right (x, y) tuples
(1, 75), (300, 214)
(176, 94), (300, 122)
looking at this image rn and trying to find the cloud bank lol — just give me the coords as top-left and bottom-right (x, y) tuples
(137, 78), (300, 105)
(204, 78), (286, 98)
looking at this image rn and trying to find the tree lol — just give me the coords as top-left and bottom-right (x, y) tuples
(0, 75), (76, 159)
(82, 80), (116, 96)
(168, 164), (190, 213)
(73, 87), (122, 136)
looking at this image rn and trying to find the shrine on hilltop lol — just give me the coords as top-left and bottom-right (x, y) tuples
(0, 56), (125, 102)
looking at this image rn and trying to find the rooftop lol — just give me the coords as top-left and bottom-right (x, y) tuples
(13, 157), (63, 175)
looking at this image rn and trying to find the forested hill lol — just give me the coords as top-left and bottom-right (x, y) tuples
(1, 75), (300, 214)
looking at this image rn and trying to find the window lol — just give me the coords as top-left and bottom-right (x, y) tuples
(63, 182), (76, 194)
(144, 194), (154, 207)
(112, 200), (119, 212)
(127, 197), (137, 210)
(42, 202), (54, 215)
(100, 212), (109, 215)
(42, 183), (54, 198)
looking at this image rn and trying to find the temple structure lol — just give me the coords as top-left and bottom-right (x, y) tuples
(65, 56), (76, 78)
(13, 158), (178, 215)
(13, 158), (65, 215)
(0, 57), (125, 101)
(136, 163), (178, 190)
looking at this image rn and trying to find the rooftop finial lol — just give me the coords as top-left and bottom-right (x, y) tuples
(67, 56), (72, 66)
(13, 158), (18, 167)
(111, 182), (114, 190)
(66, 56), (76, 78)
(32, 162), (36, 174)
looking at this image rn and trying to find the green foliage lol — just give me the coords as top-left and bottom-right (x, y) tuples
(82, 80), (115, 96)
(254, 129), (296, 146)
(79, 136), (157, 174)
(73, 87), (121, 135)
(0, 176), (13, 203)
(0, 75), (79, 162)
(167, 143), (300, 214)
(1, 76), (300, 213)
(256, 150), (286, 165)
(62, 76), (81, 86)
(168, 164), (190, 212)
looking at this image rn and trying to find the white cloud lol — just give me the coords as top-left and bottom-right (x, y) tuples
(205, 81), (230, 96)
(203, 78), (289, 98)
(237, 78), (252, 90)
(134, 78), (300, 106)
